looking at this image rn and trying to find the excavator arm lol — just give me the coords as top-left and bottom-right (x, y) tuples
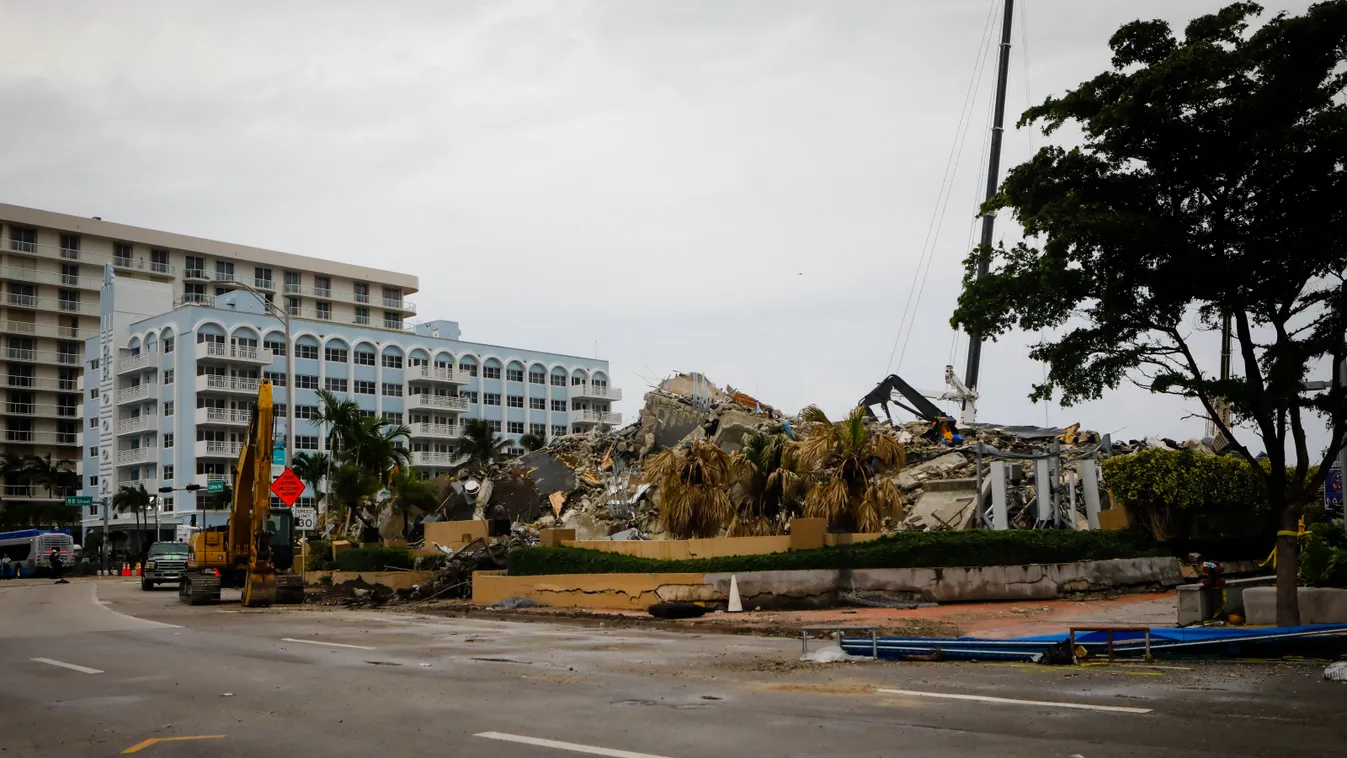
(232, 379), (277, 606)
(858, 374), (946, 424)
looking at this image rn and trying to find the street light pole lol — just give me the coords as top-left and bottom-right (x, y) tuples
(229, 279), (295, 469)
(100, 496), (109, 575)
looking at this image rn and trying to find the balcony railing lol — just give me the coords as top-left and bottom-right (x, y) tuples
(116, 384), (151, 404)
(196, 407), (250, 425)
(571, 384), (623, 401)
(279, 283), (416, 314)
(117, 416), (151, 435)
(407, 394), (470, 412)
(0, 265), (99, 290)
(571, 409), (622, 426)
(197, 374), (260, 394)
(410, 423), (462, 439)
(1, 319), (98, 340)
(4, 429), (76, 444)
(196, 440), (242, 458)
(6, 375), (80, 392)
(408, 365), (459, 383)
(196, 341), (270, 363)
(116, 448), (150, 466)
(4, 292), (98, 314)
(117, 349), (157, 374)
(411, 451), (458, 467)
(255, 279), (274, 290)
(9, 240), (37, 254)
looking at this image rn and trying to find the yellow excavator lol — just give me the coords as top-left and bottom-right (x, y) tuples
(179, 379), (304, 606)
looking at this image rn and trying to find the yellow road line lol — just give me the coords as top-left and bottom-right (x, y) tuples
(122, 735), (225, 754)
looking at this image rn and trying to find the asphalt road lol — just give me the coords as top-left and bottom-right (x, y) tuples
(1, 577), (1344, 757)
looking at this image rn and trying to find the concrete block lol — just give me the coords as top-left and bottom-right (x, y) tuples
(540, 528), (576, 547)
(1241, 586), (1347, 625)
(789, 518), (827, 551)
(908, 489), (977, 531)
(1097, 507), (1130, 530)
(896, 452), (969, 490)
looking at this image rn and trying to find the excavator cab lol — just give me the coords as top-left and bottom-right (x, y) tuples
(266, 508), (296, 572)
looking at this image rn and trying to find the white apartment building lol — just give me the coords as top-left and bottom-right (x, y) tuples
(0, 202), (417, 508)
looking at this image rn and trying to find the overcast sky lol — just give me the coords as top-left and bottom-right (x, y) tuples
(2, 0), (1331, 454)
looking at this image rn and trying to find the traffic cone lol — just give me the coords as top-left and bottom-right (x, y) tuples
(135, 562), (142, 577)
(121, 562), (130, 577)
(727, 575), (743, 613)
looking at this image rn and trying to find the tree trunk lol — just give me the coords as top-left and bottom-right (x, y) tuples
(1275, 507), (1301, 627)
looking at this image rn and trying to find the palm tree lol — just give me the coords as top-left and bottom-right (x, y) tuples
(330, 463), (380, 529)
(291, 451), (332, 509)
(312, 389), (364, 457)
(344, 416), (411, 476)
(383, 466), (441, 538)
(454, 418), (510, 473)
(519, 431), (548, 452)
(732, 432), (806, 536)
(112, 483), (152, 558)
(796, 406), (906, 533)
(643, 441), (736, 539)
(27, 454), (75, 499)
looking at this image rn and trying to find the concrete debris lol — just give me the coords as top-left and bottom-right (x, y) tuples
(1326, 662), (1347, 681)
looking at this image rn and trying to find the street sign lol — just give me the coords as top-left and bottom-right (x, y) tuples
(65, 496), (92, 506)
(292, 506), (317, 532)
(206, 480), (225, 494)
(270, 467), (305, 507)
(1326, 464), (1343, 510)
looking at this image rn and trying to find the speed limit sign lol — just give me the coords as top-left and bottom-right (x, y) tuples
(292, 506), (317, 532)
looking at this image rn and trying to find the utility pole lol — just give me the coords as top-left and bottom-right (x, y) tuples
(962, 0), (1015, 394)
(230, 280), (295, 470)
(99, 497), (109, 575)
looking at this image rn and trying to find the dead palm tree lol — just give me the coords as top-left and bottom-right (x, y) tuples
(643, 441), (736, 539)
(796, 406), (906, 532)
(731, 432), (806, 536)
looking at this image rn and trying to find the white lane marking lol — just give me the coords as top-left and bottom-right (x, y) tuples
(476, 731), (674, 758)
(876, 688), (1152, 714)
(281, 637), (377, 650)
(32, 657), (103, 674)
(92, 585), (183, 629)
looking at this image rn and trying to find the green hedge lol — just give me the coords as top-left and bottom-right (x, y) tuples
(507, 530), (1164, 576)
(334, 547), (414, 572)
(304, 540), (332, 572)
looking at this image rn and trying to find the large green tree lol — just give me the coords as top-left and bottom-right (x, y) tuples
(951, 2), (1347, 625)
(454, 418), (509, 473)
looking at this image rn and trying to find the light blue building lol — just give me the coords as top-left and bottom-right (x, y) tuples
(80, 268), (620, 536)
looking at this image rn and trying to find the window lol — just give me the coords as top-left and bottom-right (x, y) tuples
(530, 423), (546, 436)
(507, 395), (524, 408)
(90, 416), (98, 428)
(184, 255), (204, 277)
(58, 289), (80, 311)
(460, 363), (478, 377)
(382, 383), (402, 397)
(382, 353), (403, 369)
(263, 371), (286, 386)
(164, 434), (174, 449)
(487, 420), (502, 433)
(8, 226), (36, 252)
(90, 388), (99, 399)
(551, 400), (567, 412)
(89, 475), (99, 487)
(325, 346), (348, 363)
(572, 375), (584, 386)
(284, 270), (301, 292)
(314, 276), (331, 297)
(550, 373), (566, 387)
(164, 401), (174, 416)
(295, 405), (318, 419)
(382, 286), (402, 304)
(383, 312), (401, 329)
(461, 391), (479, 404)
(151, 248), (170, 273)
(484, 393), (501, 406)
(286, 297), (300, 316)
(529, 370), (546, 384)
(114, 241), (133, 264)
(409, 356), (427, 367)
(354, 282), (369, 303)
(89, 446), (97, 457)
(164, 369), (174, 385)
(354, 350), (375, 366)
(358, 409), (376, 419)
(508, 421), (525, 434)
(326, 377), (348, 392)
(60, 263), (79, 286)
(264, 338), (285, 356)
(214, 260), (234, 281)
(380, 412), (401, 425)
(316, 302), (331, 321)
(353, 380), (376, 395)
(274, 403), (286, 418)
(483, 365), (501, 380)
(60, 233), (80, 257)
(295, 344), (318, 360)
(198, 332), (224, 345)
(164, 335), (175, 353)
(162, 496), (174, 512)
(296, 436), (319, 451)
(506, 368), (524, 382)
(296, 374), (318, 390)
(255, 267), (273, 288)
(529, 397), (545, 410)
(354, 307), (370, 325)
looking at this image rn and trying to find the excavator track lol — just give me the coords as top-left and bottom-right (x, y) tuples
(275, 573), (305, 605)
(179, 571), (221, 606)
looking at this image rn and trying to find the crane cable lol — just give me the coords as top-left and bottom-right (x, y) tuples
(884, 0), (1002, 376)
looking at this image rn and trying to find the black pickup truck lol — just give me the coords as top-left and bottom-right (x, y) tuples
(142, 542), (191, 590)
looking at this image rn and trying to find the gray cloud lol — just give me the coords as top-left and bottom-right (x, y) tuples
(1, 0), (1328, 454)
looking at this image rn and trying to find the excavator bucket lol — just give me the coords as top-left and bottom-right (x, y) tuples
(243, 567), (276, 607)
